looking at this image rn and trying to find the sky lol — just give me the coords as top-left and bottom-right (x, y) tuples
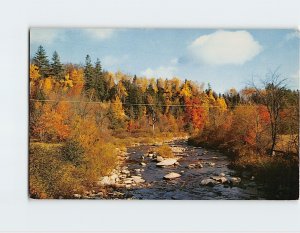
(30, 28), (299, 93)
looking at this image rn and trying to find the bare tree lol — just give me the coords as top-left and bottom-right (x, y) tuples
(251, 69), (287, 156)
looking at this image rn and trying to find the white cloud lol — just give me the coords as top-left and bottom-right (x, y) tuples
(188, 30), (262, 65)
(85, 29), (115, 40)
(141, 66), (177, 79)
(30, 29), (62, 44)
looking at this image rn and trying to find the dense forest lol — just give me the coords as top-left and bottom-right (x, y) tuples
(29, 46), (299, 199)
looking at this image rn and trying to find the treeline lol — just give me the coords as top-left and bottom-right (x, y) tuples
(30, 46), (232, 136)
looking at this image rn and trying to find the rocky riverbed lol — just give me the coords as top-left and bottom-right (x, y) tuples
(76, 139), (265, 200)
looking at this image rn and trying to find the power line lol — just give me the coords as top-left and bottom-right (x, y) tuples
(29, 98), (225, 107)
(29, 98), (298, 109)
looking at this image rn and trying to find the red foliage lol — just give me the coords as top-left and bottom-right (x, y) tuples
(257, 105), (270, 124)
(185, 97), (207, 131)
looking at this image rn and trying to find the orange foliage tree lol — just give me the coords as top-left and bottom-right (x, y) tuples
(184, 97), (208, 132)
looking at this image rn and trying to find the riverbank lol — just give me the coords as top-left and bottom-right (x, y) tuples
(188, 136), (299, 200)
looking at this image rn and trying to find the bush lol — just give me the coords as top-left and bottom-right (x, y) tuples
(155, 144), (174, 158)
(29, 143), (83, 199)
(61, 139), (85, 166)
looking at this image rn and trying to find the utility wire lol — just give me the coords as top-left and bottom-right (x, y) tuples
(29, 98), (228, 107)
(29, 98), (298, 109)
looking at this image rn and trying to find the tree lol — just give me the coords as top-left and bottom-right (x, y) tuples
(51, 51), (64, 80)
(184, 96), (208, 133)
(84, 55), (94, 93)
(32, 45), (50, 78)
(107, 96), (126, 129)
(252, 70), (287, 156)
(94, 58), (106, 101)
(67, 67), (84, 96)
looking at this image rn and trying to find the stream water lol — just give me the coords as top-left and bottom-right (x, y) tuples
(115, 139), (265, 200)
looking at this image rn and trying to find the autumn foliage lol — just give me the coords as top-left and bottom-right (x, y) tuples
(29, 46), (299, 199)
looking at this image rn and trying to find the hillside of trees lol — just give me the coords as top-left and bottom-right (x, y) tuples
(29, 46), (299, 199)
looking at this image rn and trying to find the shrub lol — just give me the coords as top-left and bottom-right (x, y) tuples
(60, 139), (85, 166)
(29, 143), (83, 199)
(155, 144), (174, 158)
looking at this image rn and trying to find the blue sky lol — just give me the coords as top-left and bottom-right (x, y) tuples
(30, 28), (299, 93)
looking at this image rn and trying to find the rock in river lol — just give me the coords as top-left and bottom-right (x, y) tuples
(164, 172), (181, 180)
(201, 178), (220, 186)
(228, 177), (241, 185)
(131, 176), (145, 184)
(211, 176), (227, 183)
(155, 156), (164, 162)
(156, 158), (178, 167)
(187, 162), (203, 169)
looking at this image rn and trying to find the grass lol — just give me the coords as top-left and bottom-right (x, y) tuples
(155, 144), (174, 158)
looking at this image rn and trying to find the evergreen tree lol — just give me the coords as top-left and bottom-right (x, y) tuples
(84, 55), (94, 92)
(127, 83), (143, 119)
(51, 51), (64, 80)
(133, 75), (137, 85)
(32, 45), (50, 78)
(94, 58), (106, 101)
(94, 58), (102, 75)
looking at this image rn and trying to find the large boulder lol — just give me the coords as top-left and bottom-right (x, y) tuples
(164, 172), (181, 180)
(228, 177), (241, 185)
(155, 156), (164, 162)
(211, 176), (227, 183)
(156, 158), (178, 167)
(201, 178), (219, 186)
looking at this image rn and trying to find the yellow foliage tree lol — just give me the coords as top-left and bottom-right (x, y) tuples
(30, 64), (41, 98)
(33, 102), (71, 141)
(111, 96), (126, 120)
(30, 64), (41, 81)
(42, 77), (54, 96)
(180, 81), (192, 98)
(216, 97), (227, 111)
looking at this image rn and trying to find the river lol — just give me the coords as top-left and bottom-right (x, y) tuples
(104, 139), (266, 200)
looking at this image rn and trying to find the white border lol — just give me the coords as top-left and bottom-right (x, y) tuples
(0, 0), (299, 232)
